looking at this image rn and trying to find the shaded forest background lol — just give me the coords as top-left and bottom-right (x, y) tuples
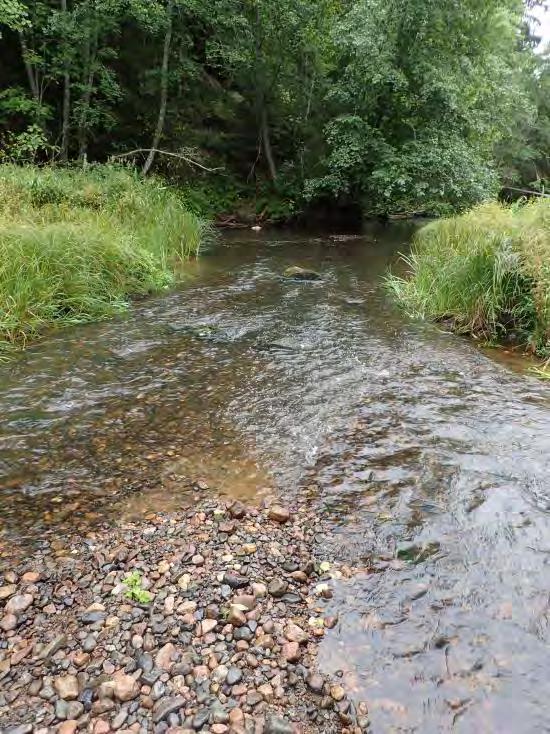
(0, 0), (549, 221)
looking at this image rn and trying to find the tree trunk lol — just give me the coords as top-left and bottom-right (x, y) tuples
(252, 3), (276, 182)
(142, 0), (174, 176)
(260, 105), (277, 181)
(60, 0), (71, 162)
(77, 15), (97, 162)
(19, 33), (39, 102)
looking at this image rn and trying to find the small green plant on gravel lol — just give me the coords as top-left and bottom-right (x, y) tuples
(122, 571), (152, 604)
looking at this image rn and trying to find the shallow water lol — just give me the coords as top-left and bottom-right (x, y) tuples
(2, 226), (550, 731)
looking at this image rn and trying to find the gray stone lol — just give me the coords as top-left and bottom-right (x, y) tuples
(226, 667), (242, 686)
(192, 708), (210, 729)
(223, 572), (248, 589)
(152, 696), (186, 724)
(80, 611), (106, 624)
(5, 594), (33, 615)
(82, 635), (97, 652)
(265, 715), (295, 734)
(37, 634), (68, 661)
(268, 579), (288, 598)
(233, 626), (253, 642)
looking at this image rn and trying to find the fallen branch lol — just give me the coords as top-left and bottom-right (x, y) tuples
(502, 186), (550, 199)
(110, 148), (224, 173)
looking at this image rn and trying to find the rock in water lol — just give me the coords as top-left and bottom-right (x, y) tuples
(283, 266), (321, 281)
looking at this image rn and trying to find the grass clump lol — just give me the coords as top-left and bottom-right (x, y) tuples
(0, 164), (209, 353)
(387, 198), (550, 356)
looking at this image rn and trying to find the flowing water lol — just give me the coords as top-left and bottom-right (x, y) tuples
(2, 226), (550, 732)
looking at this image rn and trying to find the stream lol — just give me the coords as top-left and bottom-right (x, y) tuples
(2, 226), (550, 732)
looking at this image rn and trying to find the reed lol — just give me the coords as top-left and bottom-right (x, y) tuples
(0, 164), (208, 352)
(387, 199), (550, 357)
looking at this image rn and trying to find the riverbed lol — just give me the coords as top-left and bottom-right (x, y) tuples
(2, 226), (550, 732)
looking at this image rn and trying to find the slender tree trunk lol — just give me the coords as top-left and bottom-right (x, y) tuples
(253, 2), (276, 182)
(78, 15), (97, 162)
(60, 0), (71, 162)
(260, 105), (277, 181)
(19, 33), (39, 102)
(143, 0), (173, 176)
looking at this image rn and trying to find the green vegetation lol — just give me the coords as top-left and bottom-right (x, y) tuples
(122, 571), (152, 604)
(387, 199), (550, 356)
(0, 1), (548, 219)
(0, 164), (206, 352)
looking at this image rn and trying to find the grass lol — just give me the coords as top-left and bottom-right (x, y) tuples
(387, 198), (550, 360)
(0, 164), (209, 353)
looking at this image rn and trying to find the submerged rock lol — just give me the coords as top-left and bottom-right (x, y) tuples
(282, 265), (322, 281)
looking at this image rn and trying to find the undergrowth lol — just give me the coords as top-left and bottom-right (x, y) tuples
(387, 198), (550, 357)
(0, 164), (209, 353)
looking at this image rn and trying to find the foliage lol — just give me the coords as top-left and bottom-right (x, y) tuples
(0, 0), (29, 32)
(0, 1), (548, 217)
(306, 0), (537, 215)
(122, 571), (152, 604)
(387, 198), (550, 355)
(1, 124), (56, 163)
(0, 164), (206, 352)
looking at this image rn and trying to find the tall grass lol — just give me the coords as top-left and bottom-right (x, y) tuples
(0, 164), (209, 352)
(387, 199), (550, 356)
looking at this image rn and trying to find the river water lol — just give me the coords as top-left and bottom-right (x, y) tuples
(2, 226), (550, 732)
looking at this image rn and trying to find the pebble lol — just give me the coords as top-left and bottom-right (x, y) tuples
(268, 579), (288, 598)
(265, 715), (295, 734)
(113, 673), (140, 702)
(5, 594), (33, 615)
(200, 619), (217, 635)
(54, 675), (79, 701)
(57, 722), (78, 734)
(0, 613), (17, 631)
(82, 635), (97, 652)
(155, 642), (176, 670)
(222, 572), (248, 589)
(282, 641), (301, 662)
(284, 622), (307, 643)
(193, 708), (210, 729)
(330, 684), (346, 701)
(227, 607), (246, 627)
(268, 506), (291, 523)
(226, 666), (242, 686)
(153, 696), (186, 723)
(0, 501), (351, 734)
(307, 673), (325, 693)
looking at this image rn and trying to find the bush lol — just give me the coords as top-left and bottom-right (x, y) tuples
(0, 164), (208, 352)
(387, 198), (550, 355)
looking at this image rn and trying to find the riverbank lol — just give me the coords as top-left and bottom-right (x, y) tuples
(387, 198), (550, 360)
(0, 500), (367, 734)
(0, 165), (207, 355)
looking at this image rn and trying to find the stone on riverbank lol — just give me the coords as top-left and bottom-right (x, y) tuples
(0, 500), (360, 733)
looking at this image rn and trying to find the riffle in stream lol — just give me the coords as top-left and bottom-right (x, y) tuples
(2, 226), (550, 732)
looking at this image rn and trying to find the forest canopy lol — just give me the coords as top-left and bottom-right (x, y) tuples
(0, 0), (549, 218)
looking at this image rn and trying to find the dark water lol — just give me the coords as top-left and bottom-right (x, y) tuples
(2, 227), (550, 731)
